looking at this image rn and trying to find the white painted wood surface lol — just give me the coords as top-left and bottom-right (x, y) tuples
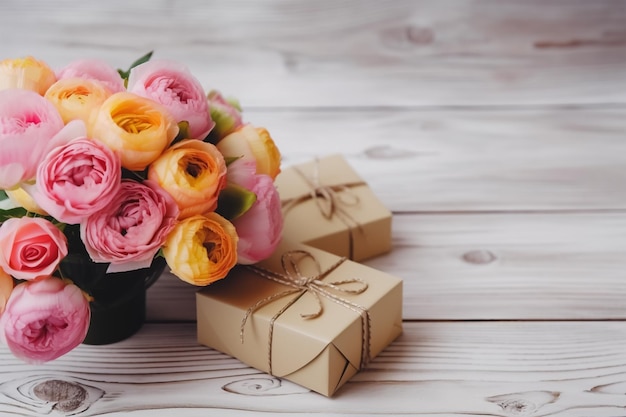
(1, 0), (625, 415)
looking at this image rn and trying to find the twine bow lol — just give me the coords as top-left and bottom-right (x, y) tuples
(281, 160), (365, 258)
(241, 250), (372, 375)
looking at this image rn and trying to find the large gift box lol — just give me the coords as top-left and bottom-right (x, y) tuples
(196, 240), (403, 397)
(274, 154), (392, 261)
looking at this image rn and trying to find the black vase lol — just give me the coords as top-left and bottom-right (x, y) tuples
(83, 257), (166, 345)
(59, 225), (167, 345)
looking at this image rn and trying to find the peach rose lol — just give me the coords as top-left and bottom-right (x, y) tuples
(0, 217), (68, 281)
(148, 139), (227, 219)
(89, 92), (179, 171)
(0, 56), (56, 95)
(162, 213), (238, 286)
(216, 124), (281, 180)
(45, 78), (113, 125)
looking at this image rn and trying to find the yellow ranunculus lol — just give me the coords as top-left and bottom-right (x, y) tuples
(162, 213), (238, 286)
(217, 124), (281, 180)
(6, 187), (48, 215)
(148, 139), (227, 219)
(89, 92), (179, 171)
(0, 56), (56, 95)
(45, 78), (112, 125)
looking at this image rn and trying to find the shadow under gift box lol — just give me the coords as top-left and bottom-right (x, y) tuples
(196, 240), (403, 397)
(274, 154), (392, 262)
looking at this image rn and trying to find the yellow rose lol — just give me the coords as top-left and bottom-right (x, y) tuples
(162, 213), (238, 286)
(5, 187), (48, 215)
(217, 124), (281, 180)
(89, 92), (179, 171)
(0, 56), (56, 95)
(45, 78), (112, 125)
(148, 139), (227, 219)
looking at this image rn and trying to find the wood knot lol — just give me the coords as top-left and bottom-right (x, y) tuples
(487, 391), (560, 416)
(462, 250), (496, 264)
(364, 145), (417, 159)
(407, 26), (435, 45)
(380, 25), (434, 49)
(222, 377), (309, 396)
(33, 379), (87, 413)
(497, 399), (536, 416)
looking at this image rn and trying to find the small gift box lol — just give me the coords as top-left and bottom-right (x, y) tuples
(196, 240), (403, 397)
(274, 154), (392, 261)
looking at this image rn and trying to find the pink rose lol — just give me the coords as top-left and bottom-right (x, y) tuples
(127, 60), (214, 139)
(0, 89), (86, 189)
(0, 277), (90, 364)
(0, 217), (68, 281)
(80, 180), (179, 273)
(56, 59), (125, 93)
(30, 138), (122, 224)
(232, 175), (283, 264)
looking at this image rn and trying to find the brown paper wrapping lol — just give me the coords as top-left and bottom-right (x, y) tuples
(274, 154), (392, 261)
(196, 240), (403, 397)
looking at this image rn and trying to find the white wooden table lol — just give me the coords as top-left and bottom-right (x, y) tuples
(1, 1), (626, 415)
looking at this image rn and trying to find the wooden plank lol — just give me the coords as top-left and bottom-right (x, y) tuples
(1, 322), (625, 416)
(246, 107), (626, 212)
(1, 0), (625, 106)
(148, 211), (626, 322)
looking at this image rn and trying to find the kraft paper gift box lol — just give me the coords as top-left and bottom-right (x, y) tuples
(196, 240), (403, 397)
(274, 154), (392, 262)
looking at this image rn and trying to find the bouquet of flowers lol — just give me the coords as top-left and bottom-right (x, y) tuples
(0, 53), (283, 363)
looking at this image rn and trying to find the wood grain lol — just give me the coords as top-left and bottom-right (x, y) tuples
(1, 322), (626, 416)
(1, 0), (625, 415)
(1, 0), (625, 107)
(244, 107), (626, 212)
(148, 211), (626, 322)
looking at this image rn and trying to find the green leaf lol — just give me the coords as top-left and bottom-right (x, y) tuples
(216, 183), (257, 220)
(224, 156), (242, 166)
(0, 206), (28, 223)
(0, 189), (7, 201)
(117, 50), (154, 82)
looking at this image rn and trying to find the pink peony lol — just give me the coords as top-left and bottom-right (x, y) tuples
(226, 157), (257, 190)
(30, 137), (122, 224)
(56, 59), (125, 93)
(232, 174), (283, 264)
(0, 89), (86, 189)
(80, 179), (179, 273)
(0, 277), (90, 364)
(0, 217), (68, 281)
(127, 60), (214, 140)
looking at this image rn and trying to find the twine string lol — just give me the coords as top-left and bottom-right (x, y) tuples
(281, 159), (366, 258)
(240, 250), (371, 375)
